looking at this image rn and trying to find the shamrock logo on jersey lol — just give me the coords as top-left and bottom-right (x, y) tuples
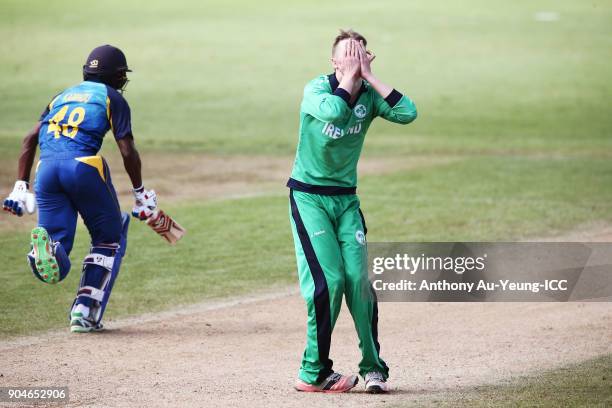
(355, 230), (366, 245)
(354, 104), (367, 119)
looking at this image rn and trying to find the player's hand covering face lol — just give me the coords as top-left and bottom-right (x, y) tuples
(333, 39), (362, 80)
(357, 40), (375, 79)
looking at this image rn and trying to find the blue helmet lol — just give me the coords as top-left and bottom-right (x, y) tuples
(83, 45), (132, 90)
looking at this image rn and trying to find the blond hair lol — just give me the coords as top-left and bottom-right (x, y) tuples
(332, 29), (367, 55)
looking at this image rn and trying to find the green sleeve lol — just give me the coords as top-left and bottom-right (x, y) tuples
(374, 89), (418, 124)
(301, 77), (352, 124)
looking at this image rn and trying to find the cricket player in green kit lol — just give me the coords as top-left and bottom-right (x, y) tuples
(288, 30), (417, 394)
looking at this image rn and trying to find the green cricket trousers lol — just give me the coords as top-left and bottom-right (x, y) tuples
(289, 189), (389, 384)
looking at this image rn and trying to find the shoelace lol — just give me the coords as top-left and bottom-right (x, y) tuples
(367, 372), (384, 382)
(327, 373), (342, 382)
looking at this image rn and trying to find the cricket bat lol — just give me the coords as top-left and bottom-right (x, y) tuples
(146, 210), (186, 244)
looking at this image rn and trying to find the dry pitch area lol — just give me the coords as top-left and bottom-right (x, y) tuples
(0, 292), (610, 407)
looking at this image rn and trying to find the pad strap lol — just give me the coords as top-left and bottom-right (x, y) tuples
(76, 286), (105, 302)
(83, 253), (115, 271)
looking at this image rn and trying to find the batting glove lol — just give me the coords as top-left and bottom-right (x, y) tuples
(3, 180), (36, 217)
(131, 186), (157, 220)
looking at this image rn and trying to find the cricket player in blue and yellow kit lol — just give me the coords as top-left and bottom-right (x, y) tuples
(3, 45), (158, 333)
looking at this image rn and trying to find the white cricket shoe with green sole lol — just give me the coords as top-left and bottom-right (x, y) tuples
(70, 312), (103, 333)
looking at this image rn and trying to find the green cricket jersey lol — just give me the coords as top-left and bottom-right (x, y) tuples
(288, 73), (417, 192)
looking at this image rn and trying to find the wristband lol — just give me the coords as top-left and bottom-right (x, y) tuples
(384, 89), (403, 107)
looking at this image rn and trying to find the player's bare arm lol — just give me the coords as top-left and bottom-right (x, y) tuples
(357, 39), (417, 125)
(3, 123), (41, 216)
(116, 133), (184, 241)
(17, 122), (41, 183)
(116, 135), (157, 221)
(116, 135), (143, 190)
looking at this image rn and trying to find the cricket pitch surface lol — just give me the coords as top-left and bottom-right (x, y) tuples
(0, 290), (610, 407)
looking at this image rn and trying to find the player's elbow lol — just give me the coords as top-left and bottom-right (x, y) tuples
(396, 108), (418, 125)
(121, 148), (139, 163)
(318, 103), (351, 124)
(116, 134), (139, 159)
(321, 111), (347, 124)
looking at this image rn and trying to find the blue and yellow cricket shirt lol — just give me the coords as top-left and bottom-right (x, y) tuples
(38, 81), (132, 159)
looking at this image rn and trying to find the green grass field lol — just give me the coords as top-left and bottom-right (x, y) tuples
(0, 0), (610, 340)
(408, 355), (612, 407)
(1, 0), (611, 156)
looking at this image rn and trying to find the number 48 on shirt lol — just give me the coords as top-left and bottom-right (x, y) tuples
(47, 106), (86, 139)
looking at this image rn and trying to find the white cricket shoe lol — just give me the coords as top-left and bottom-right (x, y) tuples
(364, 372), (389, 394)
(70, 311), (103, 333)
